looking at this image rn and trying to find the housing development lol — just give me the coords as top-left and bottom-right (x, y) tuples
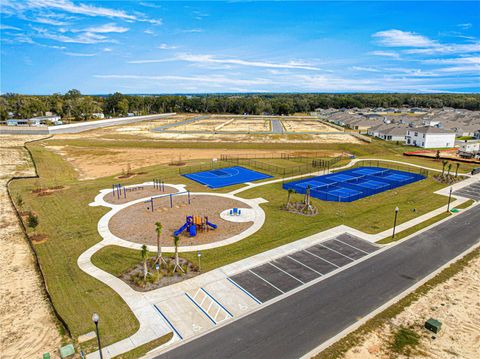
(1, 2), (479, 359)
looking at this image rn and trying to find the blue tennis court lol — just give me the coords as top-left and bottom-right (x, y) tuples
(283, 166), (426, 202)
(183, 166), (272, 188)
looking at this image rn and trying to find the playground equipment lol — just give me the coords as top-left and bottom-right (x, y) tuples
(174, 215), (217, 237)
(145, 191), (191, 212)
(153, 178), (165, 191)
(229, 208), (242, 216)
(112, 183), (145, 199)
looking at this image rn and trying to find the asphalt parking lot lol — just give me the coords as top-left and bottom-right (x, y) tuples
(453, 182), (480, 201)
(229, 234), (379, 303)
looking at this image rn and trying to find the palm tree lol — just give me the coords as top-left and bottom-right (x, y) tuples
(286, 188), (294, 207)
(441, 160), (448, 176)
(172, 235), (184, 273)
(154, 222), (166, 265)
(447, 163), (452, 177)
(435, 150), (440, 160)
(141, 244), (148, 282)
(455, 163), (460, 177)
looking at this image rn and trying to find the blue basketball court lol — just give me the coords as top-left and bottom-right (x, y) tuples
(183, 166), (272, 188)
(283, 166), (425, 202)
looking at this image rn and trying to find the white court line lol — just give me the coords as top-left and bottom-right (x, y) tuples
(248, 269), (285, 294)
(318, 243), (355, 261)
(303, 249), (340, 268)
(269, 263), (305, 284)
(333, 239), (370, 255)
(287, 255), (324, 276)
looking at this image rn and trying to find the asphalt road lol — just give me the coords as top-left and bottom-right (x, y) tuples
(271, 120), (284, 134)
(157, 207), (480, 359)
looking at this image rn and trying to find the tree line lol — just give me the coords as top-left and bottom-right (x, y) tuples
(1, 90), (479, 121)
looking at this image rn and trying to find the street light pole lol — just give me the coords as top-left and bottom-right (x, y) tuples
(92, 313), (103, 359)
(447, 187), (453, 213)
(392, 207), (399, 239)
(197, 250), (201, 272)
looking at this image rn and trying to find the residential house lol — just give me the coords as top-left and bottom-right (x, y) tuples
(405, 126), (456, 148)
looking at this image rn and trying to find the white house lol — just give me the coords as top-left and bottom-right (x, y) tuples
(405, 126), (456, 148)
(92, 112), (105, 119)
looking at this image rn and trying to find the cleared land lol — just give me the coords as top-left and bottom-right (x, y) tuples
(282, 119), (340, 132)
(0, 136), (61, 359)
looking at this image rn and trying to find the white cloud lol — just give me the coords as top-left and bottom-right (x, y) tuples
(403, 43), (480, 55)
(1, 0), (158, 24)
(23, 0), (138, 20)
(94, 74), (274, 86)
(158, 43), (178, 50)
(351, 66), (381, 72)
(0, 24), (22, 31)
(182, 28), (204, 33)
(373, 29), (435, 47)
(64, 52), (97, 57)
(423, 57), (480, 65)
(368, 50), (400, 59)
(129, 53), (321, 71)
(435, 65), (480, 73)
(458, 23), (472, 30)
(82, 23), (129, 33)
(34, 17), (69, 26)
(32, 27), (112, 44)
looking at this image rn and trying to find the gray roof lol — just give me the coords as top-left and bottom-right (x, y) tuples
(410, 126), (454, 134)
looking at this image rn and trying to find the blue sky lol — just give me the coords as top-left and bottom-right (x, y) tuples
(1, 1), (479, 94)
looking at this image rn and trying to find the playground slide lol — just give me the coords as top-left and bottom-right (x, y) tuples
(206, 221), (217, 229)
(174, 223), (189, 237)
(189, 224), (197, 237)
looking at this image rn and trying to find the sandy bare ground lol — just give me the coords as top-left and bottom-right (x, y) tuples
(282, 119), (341, 133)
(109, 194), (251, 246)
(45, 145), (350, 180)
(342, 254), (480, 359)
(0, 136), (61, 358)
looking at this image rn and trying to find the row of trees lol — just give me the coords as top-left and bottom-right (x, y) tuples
(2, 91), (479, 121)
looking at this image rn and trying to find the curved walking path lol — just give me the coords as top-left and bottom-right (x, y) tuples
(79, 161), (478, 358)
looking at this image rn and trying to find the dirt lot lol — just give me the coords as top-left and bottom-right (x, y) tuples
(282, 119), (341, 133)
(0, 136), (61, 358)
(342, 254), (480, 359)
(219, 118), (271, 132)
(108, 194), (251, 246)
(45, 145), (352, 180)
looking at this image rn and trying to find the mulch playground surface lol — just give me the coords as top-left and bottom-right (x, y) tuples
(103, 184), (177, 205)
(108, 194), (252, 247)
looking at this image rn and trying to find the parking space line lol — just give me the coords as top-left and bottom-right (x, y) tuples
(249, 269), (285, 294)
(319, 243), (355, 261)
(201, 288), (234, 318)
(269, 263), (305, 284)
(226, 277), (262, 304)
(334, 239), (370, 255)
(304, 249), (340, 268)
(287, 255), (323, 275)
(185, 293), (217, 325)
(153, 304), (184, 340)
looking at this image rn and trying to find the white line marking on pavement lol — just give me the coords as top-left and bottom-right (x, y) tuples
(269, 263), (304, 284)
(319, 243), (355, 261)
(249, 269), (285, 294)
(303, 249), (340, 268)
(287, 255), (323, 276)
(334, 239), (370, 255)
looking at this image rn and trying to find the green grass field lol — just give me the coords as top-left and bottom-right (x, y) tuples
(9, 137), (458, 355)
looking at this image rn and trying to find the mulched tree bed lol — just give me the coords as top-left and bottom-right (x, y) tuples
(119, 256), (200, 291)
